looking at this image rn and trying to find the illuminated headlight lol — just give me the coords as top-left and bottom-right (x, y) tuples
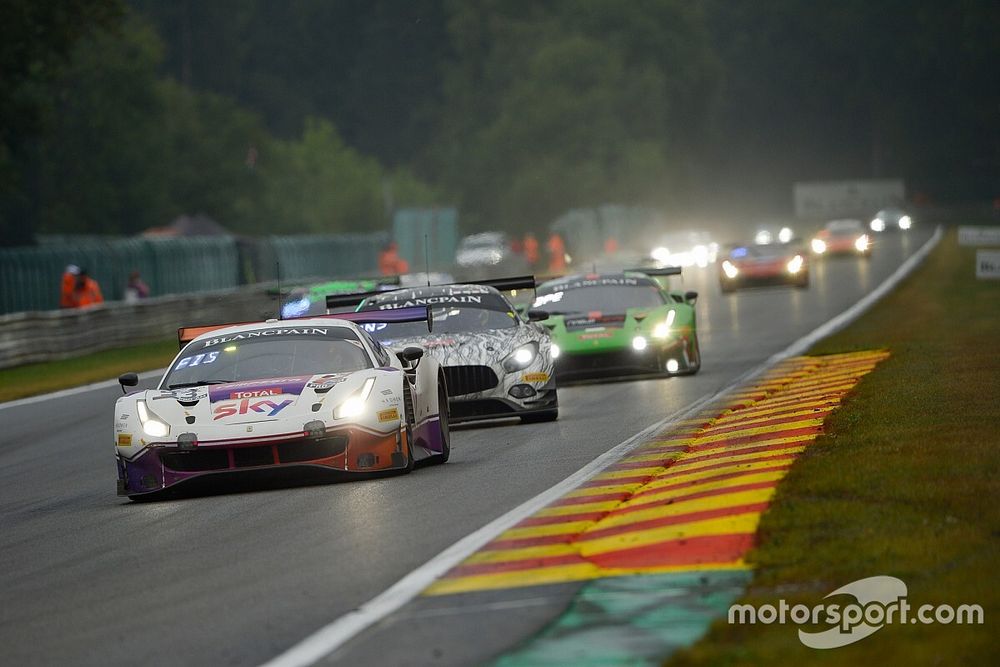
(722, 260), (739, 279)
(651, 246), (671, 264)
(811, 238), (827, 254)
(870, 218), (885, 232)
(855, 235), (869, 252)
(334, 377), (376, 419)
(898, 215), (912, 230)
(652, 309), (676, 339)
(136, 400), (170, 438)
(502, 342), (538, 371)
(666, 359), (680, 373)
(754, 230), (772, 245)
(632, 336), (648, 352)
(778, 227), (793, 243)
(786, 255), (804, 274)
(550, 343), (561, 359)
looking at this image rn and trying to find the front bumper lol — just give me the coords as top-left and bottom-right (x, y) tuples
(117, 425), (406, 498)
(555, 338), (690, 380)
(449, 388), (558, 422)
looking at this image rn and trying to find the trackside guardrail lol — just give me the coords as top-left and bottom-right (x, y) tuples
(0, 283), (286, 370)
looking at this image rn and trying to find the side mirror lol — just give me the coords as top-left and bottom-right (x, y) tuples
(684, 290), (698, 305)
(527, 309), (550, 322)
(118, 372), (139, 394)
(397, 347), (424, 365)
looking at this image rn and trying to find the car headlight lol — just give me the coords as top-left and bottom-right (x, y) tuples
(502, 342), (539, 371)
(778, 227), (793, 243)
(870, 218), (885, 232)
(550, 343), (561, 359)
(334, 377), (376, 419)
(898, 215), (912, 230)
(652, 309), (676, 338)
(855, 235), (869, 252)
(632, 335), (648, 351)
(811, 238), (827, 254)
(137, 400), (170, 438)
(651, 246), (671, 264)
(786, 255), (804, 274)
(722, 260), (739, 279)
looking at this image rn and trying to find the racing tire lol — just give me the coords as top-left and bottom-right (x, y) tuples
(433, 381), (451, 464)
(521, 408), (559, 424)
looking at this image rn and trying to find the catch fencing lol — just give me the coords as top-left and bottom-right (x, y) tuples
(0, 233), (388, 315)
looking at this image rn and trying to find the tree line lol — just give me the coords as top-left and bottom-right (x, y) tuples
(2, 0), (996, 246)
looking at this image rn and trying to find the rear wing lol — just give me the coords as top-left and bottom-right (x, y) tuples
(625, 266), (682, 277)
(463, 275), (537, 293)
(324, 274), (539, 311)
(177, 306), (432, 348)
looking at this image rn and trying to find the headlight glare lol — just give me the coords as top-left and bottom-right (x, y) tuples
(811, 238), (827, 254)
(722, 260), (739, 279)
(898, 215), (912, 230)
(137, 400), (170, 438)
(786, 255), (804, 274)
(502, 342), (539, 371)
(632, 335), (648, 352)
(870, 218), (885, 232)
(334, 377), (376, 419)
(855, 235), (869, 252)
(550, 343), (560, 359)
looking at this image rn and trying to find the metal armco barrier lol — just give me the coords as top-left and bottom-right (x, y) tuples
(0, 284), (285, 369)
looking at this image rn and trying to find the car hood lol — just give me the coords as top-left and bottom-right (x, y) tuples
(547, 306), (676, 352)
(138, 373), (374, 437)
(378, 328), (534, 366)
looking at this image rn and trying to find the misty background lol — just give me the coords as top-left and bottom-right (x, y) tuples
(1, 0), (997, 247)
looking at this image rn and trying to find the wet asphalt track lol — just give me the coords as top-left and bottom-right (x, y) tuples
(0, 229), (932, 666)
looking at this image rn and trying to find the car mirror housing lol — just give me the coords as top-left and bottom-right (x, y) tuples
(684, 290), (698, 305)
(527, 309), (550, 322)
(118, 372), (139, 394)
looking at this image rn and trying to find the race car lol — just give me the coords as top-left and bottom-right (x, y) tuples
(648, 230), (719, 268)
(328, 277), (558, 423)
(534, 269), (701, 380)
(869, 208), (913, 232)
(280, 273), (454, 318)
(811, 219), (871, 257)
(114, 307), (449, 500)
(719, 243), (809, 292)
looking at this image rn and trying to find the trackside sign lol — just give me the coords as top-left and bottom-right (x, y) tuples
(958, 226), (1000, 246)
(976, 250), (1000, 279)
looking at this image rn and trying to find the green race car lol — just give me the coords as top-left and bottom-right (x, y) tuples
(534, 268), (701, 380)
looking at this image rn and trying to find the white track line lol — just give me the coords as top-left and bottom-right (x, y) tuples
(262, 227), (943, 667)
(0, 368), (165, 411)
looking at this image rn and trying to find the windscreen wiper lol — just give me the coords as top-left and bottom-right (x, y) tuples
(167, 380), (234, 389)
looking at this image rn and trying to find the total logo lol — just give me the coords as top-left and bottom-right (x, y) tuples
(213, 398), (293, 420)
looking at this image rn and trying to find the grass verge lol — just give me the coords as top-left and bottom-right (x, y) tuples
(668, 228), (999, 665)
(0, 339), (176, 402)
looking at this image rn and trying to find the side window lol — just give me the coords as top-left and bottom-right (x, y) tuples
(358, 328), (391, 366)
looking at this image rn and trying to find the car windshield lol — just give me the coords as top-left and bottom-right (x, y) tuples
(535, 285), (665, 315)
(161, 328), (371, 388)
(730, 245), (789, 259)
(361, 306), (517, 341)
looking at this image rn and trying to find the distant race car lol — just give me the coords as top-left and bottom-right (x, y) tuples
(811, 219), (871, 257)
(753, 225), (796, 246)
(719, 243), (809, 292)
(329, 277), (558, 423)
(869, 208), (913, 232)
(649, 230), (719, 268)
(534, 268), (701, 380)
(455, 232), (511, 268)
(281, 273), (454, 318)
(114, 308), (449, 500)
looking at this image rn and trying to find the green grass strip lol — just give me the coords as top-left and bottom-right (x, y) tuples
(668, 228), (999, 664)
(0, 339), (177, 402)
